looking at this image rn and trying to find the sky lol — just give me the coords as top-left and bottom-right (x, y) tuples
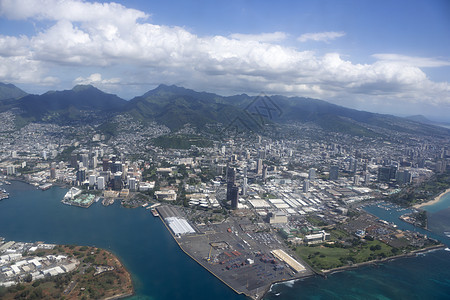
(0, 0), (449, 121)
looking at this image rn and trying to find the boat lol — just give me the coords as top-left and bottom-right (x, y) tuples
(445, 248), (450, 252)
(151, 208), (159, 217)
(142, 203), (149, 208)
(39, 183), (52, 190)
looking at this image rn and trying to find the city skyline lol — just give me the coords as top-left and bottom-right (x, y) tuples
(0, 0), (449, 121)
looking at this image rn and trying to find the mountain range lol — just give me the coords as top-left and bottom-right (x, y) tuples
(0, 82), (449, 138)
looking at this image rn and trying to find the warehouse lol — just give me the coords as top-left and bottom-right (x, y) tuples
(166, 217), (196, 236)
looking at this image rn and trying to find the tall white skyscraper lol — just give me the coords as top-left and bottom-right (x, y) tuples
(97, 176), (105, 190)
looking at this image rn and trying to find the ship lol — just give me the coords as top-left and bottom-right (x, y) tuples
(151, 208), (159, 217)
(0, 189), (9, 200)
(39, 183), (52, 190)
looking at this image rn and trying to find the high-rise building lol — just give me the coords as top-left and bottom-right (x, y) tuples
(329, 166), (339, 180)
(308, 168), (316, 181)
(364, 173), (371, 185)
(111, 161), (123, 173)
(102, 158), (110, 171)
(70, 153), (78, 168)
(349, 158), (357, 173)
(50, 168), (56, 179)
(396, 170), (412, 185)
(81, 153), (89, 169)
(257, 159), (263, 175)
(89, 175), (96, 187)
(242, 177), (248, 196)
(230, 186), (239, 209)
(378, 166), (396, 183)
(113, 172), (122, 190)
(76, 168), (86, 183)
(129, 178), (137, 191)
(226, 166), (236, 201)
(262, 165), (268, 182)
(90, 156), (97, 169)
(7, 165), (15, 175)
(303, 179), (310, 192)
(353, 175), (360, 185)
(97, 176), (105, 190)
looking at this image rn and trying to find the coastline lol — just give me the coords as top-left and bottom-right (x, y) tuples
(414, 188), (450, 209)
(321, 244), (445, 276)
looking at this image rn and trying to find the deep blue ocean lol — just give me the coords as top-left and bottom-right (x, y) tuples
(1, 181), (450, 300)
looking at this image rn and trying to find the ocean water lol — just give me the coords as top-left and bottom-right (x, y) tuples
(423, 192), (450, 236)
(1, 181), (450, 300)
(265, 196), (450, 300)
(0, 181), (242, 300)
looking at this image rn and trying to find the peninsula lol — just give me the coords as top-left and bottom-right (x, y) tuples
(0, 239), (133, 300)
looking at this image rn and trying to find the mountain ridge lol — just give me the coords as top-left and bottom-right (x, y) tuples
(0, 82), (28, 101)
(0, 82), (448, 138)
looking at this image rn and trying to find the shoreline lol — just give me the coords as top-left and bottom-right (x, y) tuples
(414, 188), (450, 209)
(321, 244), (445, 276)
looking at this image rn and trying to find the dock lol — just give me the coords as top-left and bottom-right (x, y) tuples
(156, 205), (313, 300)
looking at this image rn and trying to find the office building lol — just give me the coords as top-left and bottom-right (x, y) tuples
(329, 166), (339, 180)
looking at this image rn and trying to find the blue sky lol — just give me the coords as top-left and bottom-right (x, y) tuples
(0, 0), (449, 121)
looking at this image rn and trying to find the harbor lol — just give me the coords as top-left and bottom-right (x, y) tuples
(61, 187), (96, 208)
(156, 205), (314, 300)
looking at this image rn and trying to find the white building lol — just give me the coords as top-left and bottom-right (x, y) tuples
(97, 176), (105, 190)
(89, 175), (96, 187)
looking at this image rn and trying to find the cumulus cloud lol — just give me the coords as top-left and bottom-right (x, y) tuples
(0, 0), (448, 112)
(0, 56), (58, 85)
(74, 73), (120, 85)
(372, 53), (450, 68)
(0, 0), (148, 24)
(298, 31), (346, 42)
(229, 32), (288, 43)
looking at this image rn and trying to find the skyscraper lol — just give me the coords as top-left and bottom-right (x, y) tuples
(329, 166), (339, 181)
(230, 186), (239, 209)
(226, 166), (238, 209)
(303, 179), (310, 192)
(242, 177), (248, 196)
(257, 159), (263, 175)
(97, 176), (105, 190)
(226, 166), (236, 200)
(308, 168), (316, 181)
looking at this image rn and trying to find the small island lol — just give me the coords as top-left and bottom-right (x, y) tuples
(0, 239), (133, 300)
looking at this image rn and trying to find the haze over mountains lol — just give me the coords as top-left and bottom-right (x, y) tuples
(0, 82), (449, 139)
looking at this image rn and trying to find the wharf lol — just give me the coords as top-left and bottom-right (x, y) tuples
(156, 205), (314, 300)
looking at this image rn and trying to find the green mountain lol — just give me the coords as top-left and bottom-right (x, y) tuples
(0, 82), (448, 138)
(0, 82), (27, 100)
(125, 85), (450, 138)
(125, 84), (242, 130)
(13, 85), (126, 123)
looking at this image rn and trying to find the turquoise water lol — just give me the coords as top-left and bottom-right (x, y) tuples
(1, 181), (450, 299)
(265, 198), (450, 299)
(421, 191), (450, 214)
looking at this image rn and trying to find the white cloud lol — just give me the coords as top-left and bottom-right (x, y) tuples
(0, 56), (58, 85)
(0, 0), (148, 25)
(0, 0), (448, 113)
(229, 32), (288, 43)
(372, 53), (450, 68)
(74, 73), (120, 85)
(298, 31), (346, 42)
